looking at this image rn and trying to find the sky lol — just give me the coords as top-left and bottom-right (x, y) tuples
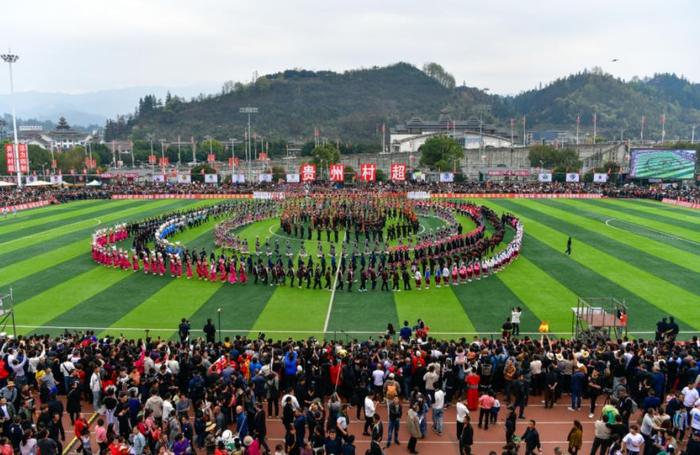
(1, 0), (699, 96)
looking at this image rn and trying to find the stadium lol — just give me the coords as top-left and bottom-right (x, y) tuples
(2, 175), (700, 453)
(3, 2), (700, 453)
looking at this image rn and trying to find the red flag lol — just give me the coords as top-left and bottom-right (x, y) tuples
(4, 144), (16, 174)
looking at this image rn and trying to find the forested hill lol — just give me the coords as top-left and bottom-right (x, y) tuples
(105, 63), (700, 144)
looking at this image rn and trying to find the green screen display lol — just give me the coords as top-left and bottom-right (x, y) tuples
(630, 149), (696, 179)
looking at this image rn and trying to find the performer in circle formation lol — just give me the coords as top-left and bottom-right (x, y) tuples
(91, 193), (523, 292)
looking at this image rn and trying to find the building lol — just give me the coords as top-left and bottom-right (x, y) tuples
(390, 114), (516, 153)
(18, 117), (95, 150)
(527, 130), (577, 145)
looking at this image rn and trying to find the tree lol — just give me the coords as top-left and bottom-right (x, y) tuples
(422, 62), (456, 89)
(419, 136), (463, 171)
(528, 145), (582, 170)
(191, 164), (216, 183)
(221, 81), (235, 95)
(200, 139), (224, 159)
(271, 165), (286, 181)
(57, 146), (93, 173)
(27, 145), (51, 173)
(311, 144), (341, 177)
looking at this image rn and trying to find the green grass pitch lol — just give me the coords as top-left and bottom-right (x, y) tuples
(1, 198), (699, 340)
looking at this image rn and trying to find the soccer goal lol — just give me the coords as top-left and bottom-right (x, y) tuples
(0, 288), (17, 339)
(571, 297), (628, 342)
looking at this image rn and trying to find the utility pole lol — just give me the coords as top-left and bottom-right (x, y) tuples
(191, 137), (197, 164)
(239, 107), (258, 181)
(510, 118), (514, 147)
(593, 112), (597, 144)
(522, 115), (527, 147)
(576, 114), (580, 145)
(1, 51), (22, 187)
(229, 138), (237, 178)
(149, 135), (155, 176)
(660, 113), (666, 143)
(160, 139), (167, 175)
(692, 125), (696, 144)
(177, 135), (181, 166)
(640, 115), (645, 143)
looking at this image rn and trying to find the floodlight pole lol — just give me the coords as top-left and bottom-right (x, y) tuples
(229, 138), (238, 178)
(240, 107), (258, 181)
(1, 52), (21, 187)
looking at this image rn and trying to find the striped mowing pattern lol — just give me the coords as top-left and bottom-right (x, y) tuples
(2, 198), (698, 339)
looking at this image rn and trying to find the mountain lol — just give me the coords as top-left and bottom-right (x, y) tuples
(107, 63), (465, 143)
(0, 84), (218, 127)
(97, 64), (700, 144)
(499, 70), (700, 138)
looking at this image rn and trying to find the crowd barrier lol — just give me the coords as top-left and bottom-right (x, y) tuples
(111, 194), (252, 200)
(430, 193), (604, 199)
(1, 199), (52, 212)
(661, 197), (700, 210)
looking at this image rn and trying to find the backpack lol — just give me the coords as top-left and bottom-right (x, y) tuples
(481, 362), (493, 377)
(386, 383), (398, 399)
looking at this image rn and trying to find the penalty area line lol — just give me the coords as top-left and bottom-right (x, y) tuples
(604, 217), (700, 246)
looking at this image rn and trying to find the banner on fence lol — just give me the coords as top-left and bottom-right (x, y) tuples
(593, 173), (608, 183)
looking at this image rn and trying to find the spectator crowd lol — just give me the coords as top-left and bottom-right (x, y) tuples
(0, 317), (697, 455)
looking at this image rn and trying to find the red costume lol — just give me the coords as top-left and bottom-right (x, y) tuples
(228, 263), (237, 284)
(238, 264), (247, 284)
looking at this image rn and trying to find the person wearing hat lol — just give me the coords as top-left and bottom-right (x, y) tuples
(0, 382), (16, 408)
(383, 373), (401, 409)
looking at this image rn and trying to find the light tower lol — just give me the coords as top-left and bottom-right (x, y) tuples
(239, 107), (258, 180)
(1, 51), (21, 187)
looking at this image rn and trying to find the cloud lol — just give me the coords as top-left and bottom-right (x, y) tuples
(0, 0), (698, 95)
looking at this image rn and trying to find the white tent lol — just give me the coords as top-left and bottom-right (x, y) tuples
(86, 180), (102, 187)
(0, 181), (16, 187)
(25, 180), (52, 186)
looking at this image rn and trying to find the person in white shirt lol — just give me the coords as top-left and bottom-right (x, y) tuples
(280, 392), (300, 411)
(363, 394), (377, 436)
(371, 366), (385, 395)
(432, 386), (445, 435)
(60, 359), (75, 393)
(510, 307), (522, 336)
(162, 396), (174, 422)
(456, 398), (470, 439)
(622, 425), (644, 455)
(682, 381), (699, 409)
(89, 367), (102, 411)
(690, 402), (700, 433)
